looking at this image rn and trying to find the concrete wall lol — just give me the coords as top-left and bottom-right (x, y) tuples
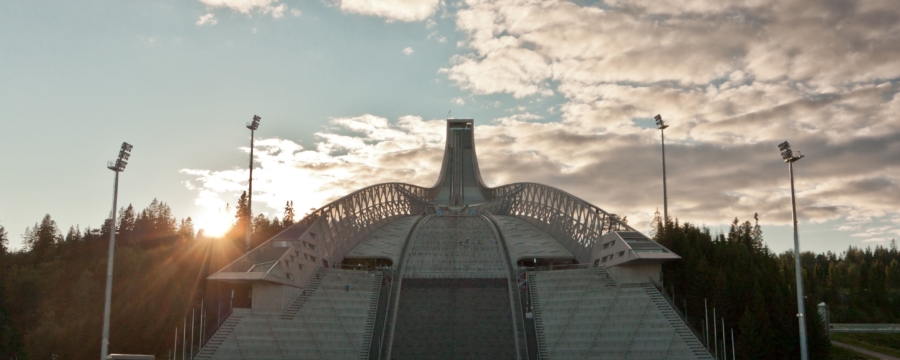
(251, 283), (301, 314)
(607, 264), (661, 284)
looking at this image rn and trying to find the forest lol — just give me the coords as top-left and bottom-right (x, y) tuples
(0, 199), (898, 358)
(656, 213), (900, 359)
(0, 193), (295, 359)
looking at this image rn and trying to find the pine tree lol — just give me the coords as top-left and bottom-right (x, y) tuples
(235, 191), (249, 228)
(64, 226), (82, 243)
(283, 200), (295, 226)
(178, 217), (195, 241)
(118, 204), (136, 243)
(0, 224), (7, 256)
(23, 214), (61, 263)
(751, 212), (764, 251)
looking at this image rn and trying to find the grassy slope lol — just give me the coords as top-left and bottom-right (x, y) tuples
(832, 333), (900, 358)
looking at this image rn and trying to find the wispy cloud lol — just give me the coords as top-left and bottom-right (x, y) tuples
(197, 0), (288, 18)
(196, 13), (217, 26)
(336, 0), (441, 22)
(403, 47), (414, 55)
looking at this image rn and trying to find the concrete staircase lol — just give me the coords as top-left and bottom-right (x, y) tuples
(195, 312), (246, 359)
(528, 268), (712, 359)
(194, 268), (382, 360)
(641, 283), (711, 359)
(280, 268), (325, 320)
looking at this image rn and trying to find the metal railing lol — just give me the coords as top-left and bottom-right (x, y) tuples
(482, 213), (528, 360)
(519, 263), (594, 272)
(476, 182), (637, 264)
(646, 276), (709, 351)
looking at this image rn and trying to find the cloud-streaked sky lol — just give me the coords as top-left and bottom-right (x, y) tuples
(1, 0), (898, 252)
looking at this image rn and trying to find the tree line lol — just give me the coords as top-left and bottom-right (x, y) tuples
(0, 193), (297, 359)
(2, 197), (896, 358)
(655, 213), (900, 359)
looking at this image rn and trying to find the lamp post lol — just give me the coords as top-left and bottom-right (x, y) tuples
(779, 140), (808, 360)
(101, 142), (133, 360)
(245, 115), (261, 251)
(655, 114), (669, 226)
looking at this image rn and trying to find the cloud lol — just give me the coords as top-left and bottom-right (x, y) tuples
(196, 13), (218, 26)
(291, 9), (302, 17)
(182, 0), (900, 248)
(197, 0), (287, 18)
(426, 0), (900, 242)
(452, 97), (465, 105)
(181, 116), (447, 234)
(403, 47), (414, 55)
(337, 0), (441, 22)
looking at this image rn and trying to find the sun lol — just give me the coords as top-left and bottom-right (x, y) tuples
(193, 191), (235, 238)
(196, 209), (233, 238)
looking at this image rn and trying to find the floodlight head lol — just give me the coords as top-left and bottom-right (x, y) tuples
(778, 141), (803, 162)
(246, 115), (261, 130)
(654, 114), (669, 130)
(108, 142), (132, 171)
(107, 159), (127, 172)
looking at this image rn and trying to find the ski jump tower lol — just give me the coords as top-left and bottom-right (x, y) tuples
(200, 119), (712, 360)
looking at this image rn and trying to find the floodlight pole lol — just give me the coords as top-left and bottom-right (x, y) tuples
(789, 157), (809, 360)
(655, 115), (669, 227)
(245, 115), (261, 251)
(246, 128), (254, 251)
(100, 170), (119, 360)
(101, 142), (131, 360)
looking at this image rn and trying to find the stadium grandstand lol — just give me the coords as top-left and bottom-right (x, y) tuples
(197, 119), (713, 359)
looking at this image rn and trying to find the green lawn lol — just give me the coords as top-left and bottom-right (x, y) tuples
(830, 344), (879, 360)
(832, 332), (900, 358)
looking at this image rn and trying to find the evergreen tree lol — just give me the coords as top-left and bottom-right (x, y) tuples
(234, 191), (250, 235)
(0, 224), (7, 256)
(118, 204), (136, 243)
(23, 214), (61, 263)
(64, 226), (82, 243)
(178, 217), (195, 241)
(283, 200), (295, 226)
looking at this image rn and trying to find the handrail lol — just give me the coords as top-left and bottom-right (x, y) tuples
(376, 214), (422, 360)
(646, 276), (710, 353)
(482, 213), (526, 360)
(195, 294), (249, 358)
(382, 214), (432, 360)
(519, 263), (594, 272)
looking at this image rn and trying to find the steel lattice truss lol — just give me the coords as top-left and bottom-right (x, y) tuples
(213, 119), (640, 281)
(276, 182), (437, 263)
(474, 183), (637, 263)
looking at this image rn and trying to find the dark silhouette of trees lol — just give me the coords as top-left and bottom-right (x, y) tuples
(0, 225), (8, 256)
(656, 214), (900, 359)
(0, 194), (295, 358)
(22, 214), (62, 263)
(283, 200), (295, 227)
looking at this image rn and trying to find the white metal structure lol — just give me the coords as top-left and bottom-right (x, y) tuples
(198, 120), (709, 359)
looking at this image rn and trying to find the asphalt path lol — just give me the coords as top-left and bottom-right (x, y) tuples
(832, 340), (900, 360)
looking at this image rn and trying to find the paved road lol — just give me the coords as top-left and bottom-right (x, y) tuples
(833, 340), (900, 360)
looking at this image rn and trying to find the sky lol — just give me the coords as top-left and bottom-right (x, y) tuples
(1, 0), (898, 255)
